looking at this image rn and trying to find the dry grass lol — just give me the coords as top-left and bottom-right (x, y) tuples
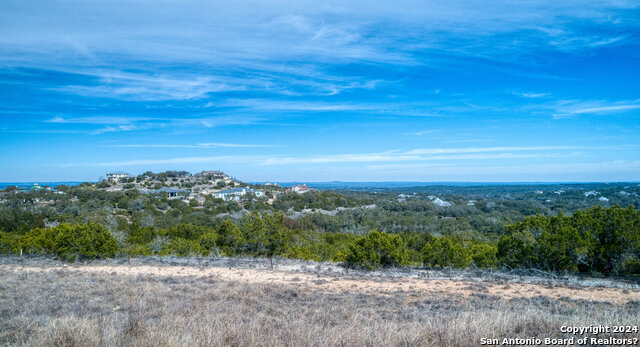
(1, 258), (639, 346)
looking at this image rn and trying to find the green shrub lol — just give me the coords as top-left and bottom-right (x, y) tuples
(216, 220), (244, 256)
(122, 244), (153, 257)
(496, 231), (536, 269)
(96, 181), (110, 188)
(345, 231), (408, 270)
(620, 258), (640, 274)
(199, 231), (219, 255)
(20, 223), (118, 262)
(164, 224), (212, 240)
(496, 206), (640, 274)
(470, 243), (498, 268)
(0, 231), (21, 254)
(422, 236), (471, 268)
(127, 226), (158, 245)
(159, 238), (202, 257)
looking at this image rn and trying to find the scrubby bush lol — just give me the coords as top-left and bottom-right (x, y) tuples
(96, 181), (110, 189)
(496, 231), (536, 269)
(470, 243), (498, 268)
(216, 220), (244, 256)
(164, 224), (212, 240)
(345, 231), (408, 269)
(497, 206), (640, 274)
(199, 231), (219, 255)
(122, 244), (153, 257)
(0, 231), (21, 254)
(20, 223), (118, 261)
(422, 236), (470, 268)
(159, 238), (202, 257)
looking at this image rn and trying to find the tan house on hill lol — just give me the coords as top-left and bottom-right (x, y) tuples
(106, 171), (131, 181)
(195, 170), (229, 180)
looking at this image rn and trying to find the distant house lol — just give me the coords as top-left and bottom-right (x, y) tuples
(106, 171), (131, 181)
(214, 187), (264, 201)
(195, 170), (229, 181)
(287, 184), (315, 194)
(432, 197), (452, 207)
(155, 187), (190, 199)
(28, 183), (43, 191)
(19, 183), (57, 193)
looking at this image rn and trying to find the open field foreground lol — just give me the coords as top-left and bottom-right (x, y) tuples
(1, 257), (640, 346)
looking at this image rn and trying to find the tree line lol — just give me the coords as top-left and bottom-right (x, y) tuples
(0, 205), (638, 275)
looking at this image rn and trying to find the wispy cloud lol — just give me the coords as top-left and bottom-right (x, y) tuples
(57, 72), (239, 101)
(366, 160), (640, 180)
(46, 116), (163, 125)
(551, 99), (640, 119)
(221, 99), (378, 112)
(108, 142), (278, 148)
(93, 125), (140, 135)
(43, 115), (267, 134)
(404, 146), (582, 155)
(2, 1), (637, 92)
(44, 115), (167, 135)
(64, 145), (588, 168)
(259, 146), (589, 165)
(586, 36), (627, 48)
(65, 144), (638, 168)
(62, 156), (251, 168)
(198, 142), (278, 148)
(511, 91), (550, 98)
(405, 129), (440, 136)
(261, 152), (573, 165)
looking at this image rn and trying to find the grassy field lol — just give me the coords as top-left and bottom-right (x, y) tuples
(1, 257), (639, 346)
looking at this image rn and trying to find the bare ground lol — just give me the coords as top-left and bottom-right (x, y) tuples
(1, 257), (639, 346)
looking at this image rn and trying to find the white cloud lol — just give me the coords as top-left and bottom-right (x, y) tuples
(405, 129), (440, 136)
(569, 104), (640, 115)
(55, 71), (246, 101)
(92, 125), (139, 135)
(108, 143), (277, 148)
(68, 144), (633, 168)
(46, 116), (160, 125)
(259, 147), (582, 165)
(551, 99), (640, 118)
(197, 143), (278, 148)
(88, 156), (248, 167)
(1, 0), (637, 88)
(511, 91), (550, 98)
(358, 160), (640, 182)
(404, 146), (581, 155)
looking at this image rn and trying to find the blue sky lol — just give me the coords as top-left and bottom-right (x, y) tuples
(1, 0), (639, 182)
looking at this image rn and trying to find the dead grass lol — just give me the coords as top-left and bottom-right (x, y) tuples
(1, 258), (639, 346)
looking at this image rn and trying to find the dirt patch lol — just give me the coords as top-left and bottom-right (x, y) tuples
(4, 263), (638, 304)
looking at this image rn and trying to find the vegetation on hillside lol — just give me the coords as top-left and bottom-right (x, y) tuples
(1, 176), (639, 274)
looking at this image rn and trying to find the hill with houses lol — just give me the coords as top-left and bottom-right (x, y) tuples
(99, 170), (315, 205)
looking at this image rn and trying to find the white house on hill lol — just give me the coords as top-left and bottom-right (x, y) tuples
(106, 171), (131, 181)
(195, 170), (229, 180)
(214, 187), (264, 201)
(288, 184), (315, 194)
